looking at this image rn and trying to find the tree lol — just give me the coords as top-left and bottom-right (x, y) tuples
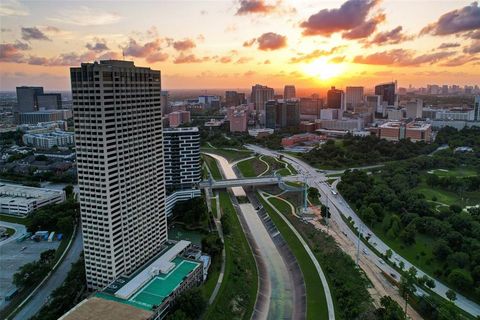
(63, 184), (74, 198)
(375, 296), (404, 320)
(307, 187), (319, 200)
(169, 288), (206, 316)
(385, 249), (393, 260)
(448, 269), (474, 290)
(40, 249), (56, 264)
(446, 289), (457, 302)
(399, 267), (417, 320)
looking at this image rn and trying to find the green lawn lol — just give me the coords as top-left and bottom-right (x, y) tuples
(203, 191), (258, 320)
(201, 148), (252, 162)
(414, 181), (480, 208)
(428, 168), (478, 177)
(259, 195), (329, 320)
(236, 157), (267, 177)
(0, 214), (31, 225)
(202, 155), (222, 180)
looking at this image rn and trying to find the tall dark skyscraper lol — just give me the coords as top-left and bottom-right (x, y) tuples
(265, 100), (299, 129)
(375, 81), (397, 106)
(71, 60), (166, 290)
(327, 86), (344, 109)
(16, 86), (44, 113)
(37, 93), (62, 110)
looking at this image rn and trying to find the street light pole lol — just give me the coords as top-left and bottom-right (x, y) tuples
(356, 225), (362, 265)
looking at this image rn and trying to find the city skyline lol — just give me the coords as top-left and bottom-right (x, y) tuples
(1, 0), (479, 90)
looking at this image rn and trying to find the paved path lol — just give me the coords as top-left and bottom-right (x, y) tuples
(246, 144), (480, 317)
(0, 222), (26, 247)
(207, 192), (226, 305)
(12, 226), (83, 320)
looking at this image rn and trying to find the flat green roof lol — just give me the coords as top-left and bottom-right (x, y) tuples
(97, 257), (200, 311)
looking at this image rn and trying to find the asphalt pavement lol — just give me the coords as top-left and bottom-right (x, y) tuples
(12, 226), (83, 320)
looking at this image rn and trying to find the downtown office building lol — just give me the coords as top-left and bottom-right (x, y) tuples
(71, 60), (167, 289)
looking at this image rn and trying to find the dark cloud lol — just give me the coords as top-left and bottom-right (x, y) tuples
(465, 29), (480, 39)
(353, 49), (455, 66)
(97, 51), (122, 60)
(21, 27), (51, 41)
(172, 39), (196, 51)
(364, 26), (414, 46)
(243, 38), (256, 47)
(342, 13), (385, 39)
(27, 56), (49, 65)
(421, 2), (480, 36)
(0, 41), (30, 63)
(123, 38), (168, 62)
(290, 46), (343, 63)
(86, 41), (109, 52)
(173, 53), (210, 64)
(464, 40), (480, 53)
(236, 0), (276, 15)
(440, 55), (480, 66)
(48, 51), (97, 66)
(300, 0), (380, 37)
(438, 42), (461, 49)
(256, 32), (287, 50)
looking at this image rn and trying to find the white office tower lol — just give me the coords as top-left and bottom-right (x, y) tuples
(406, 99), (423, 119)
(345, 86), (364, 111)
(71, 60), (166, 290)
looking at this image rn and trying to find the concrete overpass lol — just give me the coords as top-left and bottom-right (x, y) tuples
(198, 174), (304, 190)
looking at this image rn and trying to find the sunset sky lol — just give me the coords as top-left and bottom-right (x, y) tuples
(0, 0), (479, 91)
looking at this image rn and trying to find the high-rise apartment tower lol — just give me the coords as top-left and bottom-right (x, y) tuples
(71, 60), (166, 290)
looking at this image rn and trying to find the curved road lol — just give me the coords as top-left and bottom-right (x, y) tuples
(0, 222), (26, 247)
(246, 144), (480, 317)
(12, 226), (83, 320)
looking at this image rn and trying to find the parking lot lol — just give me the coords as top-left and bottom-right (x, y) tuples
(0, 237), (59, 309)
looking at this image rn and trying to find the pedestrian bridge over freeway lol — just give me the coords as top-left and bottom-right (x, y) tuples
(198, 174), (304, 191)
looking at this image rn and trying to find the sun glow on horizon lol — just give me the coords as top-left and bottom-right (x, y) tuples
(301, 58), (346, 82)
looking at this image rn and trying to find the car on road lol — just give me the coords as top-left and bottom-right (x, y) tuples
(20, 246), (27, 251)
(362, 249), (368, 255)
(378, 259), (385, 265)
(390, 273), (397, 278)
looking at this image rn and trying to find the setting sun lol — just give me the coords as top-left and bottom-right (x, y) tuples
(301, 58), (346, 81)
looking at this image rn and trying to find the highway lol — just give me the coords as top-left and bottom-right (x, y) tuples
(245, 144), (480, 317)
(12, 226), (83, 320)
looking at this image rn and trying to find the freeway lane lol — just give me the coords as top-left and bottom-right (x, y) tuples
(245, 144), (480, 317)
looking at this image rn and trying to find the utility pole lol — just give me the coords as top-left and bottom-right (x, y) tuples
(326, 196), (330, 233)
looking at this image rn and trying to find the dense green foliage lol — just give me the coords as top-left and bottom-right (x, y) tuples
(302, 134), (436, 169)
(435, 126), (480, 150)
(0, 130), (23, 146)
(338, 149), (480, 301)
(172, 197), (209, 229)
(167, 288), (207, 320)
(27, 199), (79, 236)
(30, 256), (87, 320)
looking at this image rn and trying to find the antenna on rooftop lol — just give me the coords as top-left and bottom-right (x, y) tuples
(122, 50), (125, 61)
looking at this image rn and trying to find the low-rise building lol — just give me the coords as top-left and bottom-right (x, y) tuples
(281, 133), (326, 147)
(0, 183), (65, 216)
(378, 121), (431, 142)
(22, 130), (75, 149)
(61, 240), (206, 320)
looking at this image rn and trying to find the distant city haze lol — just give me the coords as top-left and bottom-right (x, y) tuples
(1, 1), (479, 90)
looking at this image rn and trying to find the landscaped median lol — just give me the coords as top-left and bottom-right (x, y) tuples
(202, 191), (258, 320)
(257, 192), (332, 320)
